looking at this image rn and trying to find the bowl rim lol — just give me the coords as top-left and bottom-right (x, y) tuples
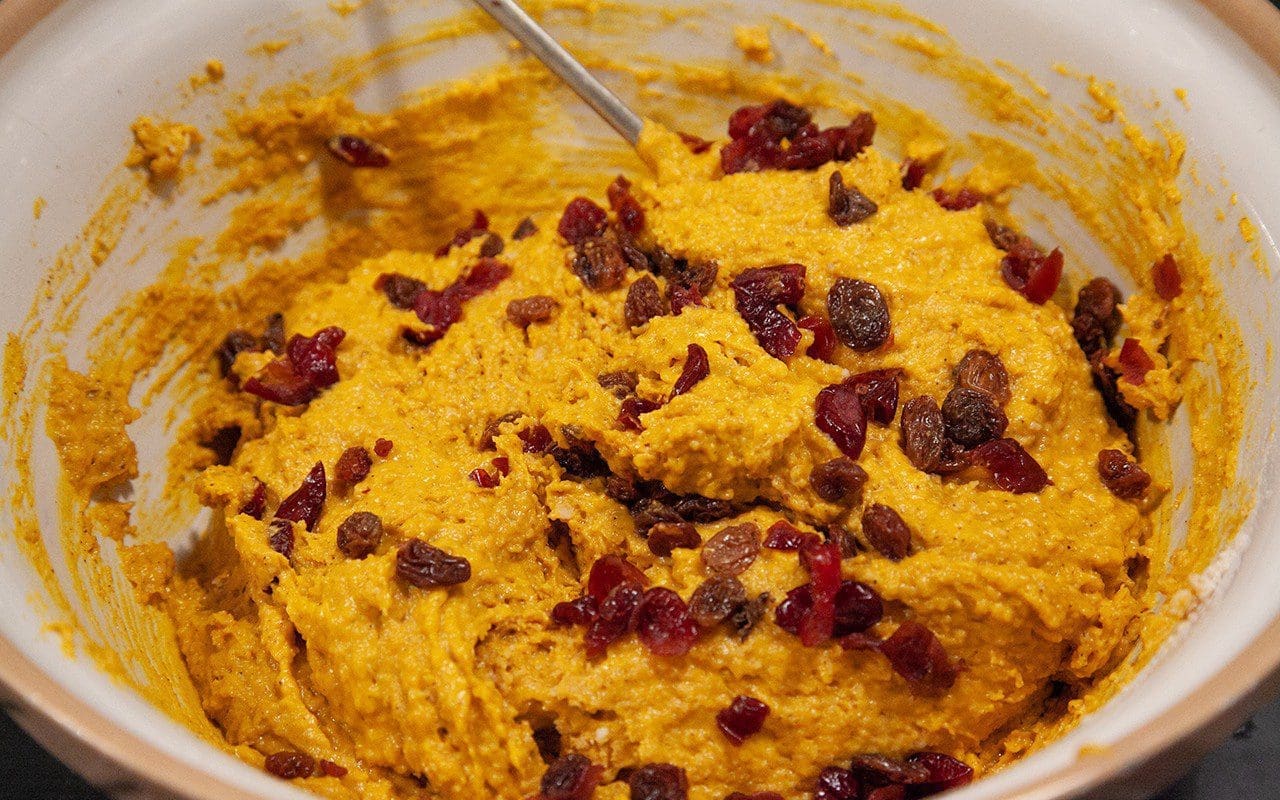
(1, 0), (1279, 798)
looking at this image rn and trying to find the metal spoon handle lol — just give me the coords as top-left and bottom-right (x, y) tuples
(471, 0), (644, 145)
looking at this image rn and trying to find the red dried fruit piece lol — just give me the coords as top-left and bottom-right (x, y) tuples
(1118, 338), (1155, 385)
(265, 751), (316, 780)
(932, 187), (982, 211)
(625, 276), (666, 328)
(879, 620), (960, 691)
(451, 257), (512, 302)
(905, 752), (974, 792)
(825, 111), (877, 161)
(434, 210), (490, 257)
(375, 272), (427, 309)
(900, 158), (927, 190)
(838, 631), (882, 651)
(335, 446), (372, 484)
(797, 315), (838, 362)
(469, 467), (499, 488)
(815, 383), (868, 460)
(634, 587), (700, 657)
(954, 349), (1011, 406)
(242, 358), (318, 405)
(240, 480), (267, 519)
(864, 787), (905, 800)
(828, 278), (891, 351)
(539, 753), (604, 800)
(814, 766), (860, 800)
(671, 343), (710, 398)
(1153, 253), (1183, 301)
(318, 760), (347, 778)
(551, 430), (610, 479)
(900, 396), (967, 475)
(587, 554), (649, 601)
(847, 755), (930, 788)
(763, 520), (815, 551)
(845, 369), (901, 425)
(216, 329), (259, 378)
(607, 175), (646, 236)
(730, 264), (807, 360)
(798, 539), (842, 646)
(551, 595), (599, 627)
(507, 296), (560, 328)
(374, 438), (394, 457)
(970, 438), (1050, 493)
(828, 171), (878, 226)
(810, 457), (868, 504)
(479, 233), (504, 258)
(337, 511), (382, 559)
(833, 580), (884, 636)
(688, 575), (748, 628)
(678, 131), (714, 153)
(628, 763), (690, 800)
(647, 522), (702, 557)
(716, 696), (770, 745)
(598, 371), (639, 398)
(492, 456), (510, 476)
(668, 283), (704, 315)
(618, 396), (663, 432)
(1001, 246), (1064, 304)
(585, 581), (642, 658)
(941, 387), (1008, 448)
(1091, 353), (1139, 432)
(395, 538), (472, 588)
(267, 518), (295, 559)
(1098, 449), (1151, 499)
(774, 584), (812, 636)
(276, 462), (327, 532)
(326, 134), (390, 168)
(520, 425), (556, 454)
(512, 217), (539, 240)
(861, 504), (913, 561)
(532, 724), (563, 764)
(286, 326), (345, 389)
(702, 523), (761, 576)
(558, 197), (609, 245)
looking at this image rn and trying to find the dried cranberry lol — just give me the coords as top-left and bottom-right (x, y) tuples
(587, 555), (648, 601)
(477, 232), (504, 258)
(585, 581), (643, 657)
(678, 131), (714, 153)
(201, 425), (241, 465)
(276, 462), (327, 531)
(667, 283), (704, 315)
(728, 99), (809, 140)
(941, 387), (1008, 448)
(634, 588), (699, 657)
(1001, 247), (1064, 304)
(932, 187), (982, 211)
(551, 595), (599, 626)
(1098, 449), (1151, 499)
(815, 383), (868, 460)
(572, 233), (631, 292)
(628, 764), (689, 800)
(337, 511), (382, 559)
(326, 134), (390, 168)
(845, 369), (901, 425)
(375, 272), (427, 309)
(828, 278), (891, 351)
(861, 504), (913, 561)
(848, 755), (930, 787)
(702, 523), (761, 576)
(833, 580), (883, 636)
(265, 751), (316, 779)
(608, 175), (646, 236)
(374, 438), (394, 457)
(318, 760), (347, 778)
(838, 631), (881, 651)
(508, 296), (560, 328)
(267, 518), (295, 560)
(625, 276), (666, 328)
(763, 520), (814, 551)
(879, 620), (960, 691)
(730, 265), (807, 360)
(798, 539), (842, 646)
(396, 538), (472, 588)
(619, 396), (663, 432)
(900, 158), (927, 190)
(814, 766), (860, 800)
(216, 330), (258, 378)
(1118, 338), (1155, 385)
(1153, 254), (1183, 300)
(671, 343), (710, 397)
(540, 754), (604, 800)
(335, 446), (372, 484)
(774, 584), (812, 635)
(954, 350), (1011, 406)
(810, 457), (867, 504)
(493, 456), (510, 476)
(240, 480), (267, 519)
(434, 210), (490, 256)
(598, 370), (639, 398)
(828, 171), (878, 226)
(905, 752), (974, 791)
(558, 197), (609, 245)
(520, 425), (556, 454)
(509, 218), (537, 241)
(688, 575), (748, 628)
(647, 522), (702, 556)
(716, 696), (769, 745)
(479, 412), (521, 450)
(970, 438), (1050, 493)
(532, 724), (562, 764)
(285, 326), (345, 391)
(900, 397), (966, 475)
(469, 467), (499, 488)
(450, 257), (511, 301)
(797, 315), (838, 361)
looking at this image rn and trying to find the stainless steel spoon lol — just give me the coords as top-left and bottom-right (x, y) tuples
(470, 0), (645, 145)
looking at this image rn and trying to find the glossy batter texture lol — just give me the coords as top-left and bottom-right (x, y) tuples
(163, 112), (1149, 799)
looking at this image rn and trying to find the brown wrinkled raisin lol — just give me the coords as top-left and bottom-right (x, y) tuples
(512, 217), (539, 241)
(552, 429), (610, 479)
(201, 425), (241, 466)
(216, 330), (258, 378)
(701, 523), (761, 576)
(598, 371), (639, 398)
(941, 387), (1008, 448)
(625, 275), (666, 328)
(507, 295), (560, 329)
(1073, 278), (1123, 357)
(647, 522), (702, 557)
(672, 495), (736, 522)
(261, 313), (286, 355)
(652, 249), (718, 295)
(326, 134), (390, 168)
(1090, 353), (1138, 432)
(608, 175), (646, 236)
(729, 592), (771, 640)
(265, 751), (316, 779)
(571, 233), (630, 292)
(396, 538), (472, 588)
(900, 396), (966, 474)
(532, 723), (563, 764)
(828, 170), (878, 226)
(335, 446), (373, 484)
(810, 457), (868, 504)
(1098, 449), (1151, 499)
(267, 518), (295, 560)
(337, 511), (382, 559)
(900, 157), (927, 190)
(984, 220), (1035, 254)
(827, 524), (860, 559)
(688, 575), (748, 628)
(954, 349), (1011, 406)
(479, 232), (505, 258)
(376, 273), (427, 310)
(861, 504), (913, 561)
(605, 474), (639, 503)
(480, 411), (522, 450)
(828, 278), (890, 351)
